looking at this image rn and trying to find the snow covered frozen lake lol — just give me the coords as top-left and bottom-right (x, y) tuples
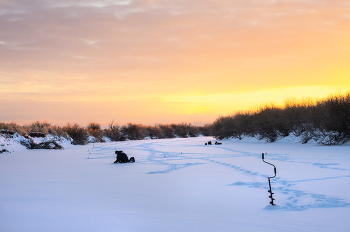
(1, 136), (350, 232)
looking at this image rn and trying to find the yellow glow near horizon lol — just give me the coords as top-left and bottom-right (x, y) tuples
(161, 86), (348, 114)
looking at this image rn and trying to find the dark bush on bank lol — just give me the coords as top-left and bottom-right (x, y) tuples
(158, 124), (175, 138)
(147, 125), (164, 139)
(121, 123), (149, 140)
(104, 120), (126, 141)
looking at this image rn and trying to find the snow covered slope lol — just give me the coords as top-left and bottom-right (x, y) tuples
(0, 137), (349, 232)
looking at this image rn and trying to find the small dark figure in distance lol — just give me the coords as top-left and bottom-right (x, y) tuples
(215, 141), (222, 145)
(0, 149), (9, 154)
(114, 150), (129, 163)
(208, 141), (212, 145)
(129, 157), (135, 163)
(205, 143), (207, 145)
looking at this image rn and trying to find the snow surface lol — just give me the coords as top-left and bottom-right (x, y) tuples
(1, 136), (350, 232)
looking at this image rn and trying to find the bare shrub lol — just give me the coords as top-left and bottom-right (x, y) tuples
(147, 125), (164, 139)
(87, 122), (105, 142)
(188, 124), (200, 137)
(62, 123), (89, 145)
(121, 123), (149, 140)
(212, 114), (251, 140)
(198, 123), (212, 136)
(313, 92), (350, 144)
(158, 124), (175, 138)
(48, 125), (68, 138)
(29, 121), (51, 134)
(171, 123), (190, 138)
(104, 120), (125, 141)
(87, 122), (101, 131)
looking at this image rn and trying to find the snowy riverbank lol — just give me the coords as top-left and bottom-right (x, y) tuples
(1, 137), (349, 231)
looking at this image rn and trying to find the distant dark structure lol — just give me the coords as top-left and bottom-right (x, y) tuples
(208, 141), (212, 145)
(215, 141), (222, 145)
(205, 143), (207, 145)
(114, 150), (135, 163)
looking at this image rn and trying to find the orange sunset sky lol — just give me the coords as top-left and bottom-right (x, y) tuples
(1, 0), (349, 127)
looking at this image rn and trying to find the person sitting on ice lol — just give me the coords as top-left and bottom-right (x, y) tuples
(114, 150), (129, 163)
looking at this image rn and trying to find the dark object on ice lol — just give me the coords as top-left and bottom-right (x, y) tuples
(115, 150), (128, 163)
(0, 129), (15, 135)
(208, 141), (212, 145)
(0, 149), (9, 154)
(262, 153), (277, 205)
(31, 141), (63, 150)
(114, 150), (135, 163)
(29, 132), (46, 138)
(215, 141), (222, 145)
(205, 143), (207, 145)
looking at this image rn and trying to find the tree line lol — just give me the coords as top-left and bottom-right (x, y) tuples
(211, 91), (350, 145)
